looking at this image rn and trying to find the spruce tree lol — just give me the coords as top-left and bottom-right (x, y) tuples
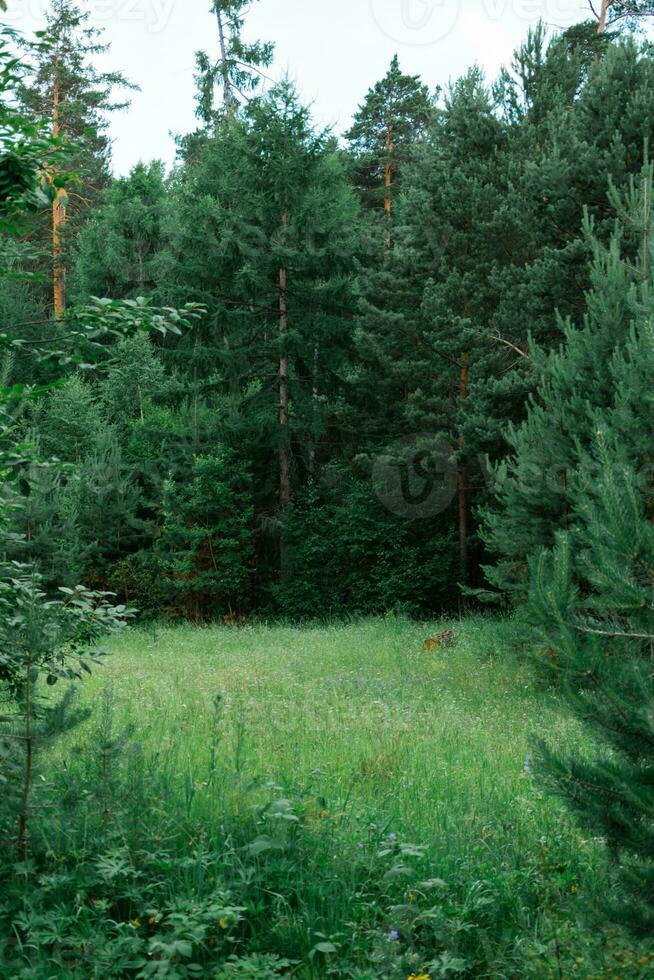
(71, 162), (170, 302)
(160, 449), (254, 620)
(170, 82), (358, 576)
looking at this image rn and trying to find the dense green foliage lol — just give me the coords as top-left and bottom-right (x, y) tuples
(11, 14), (654, 617)
(510, 165), (654, 934)
(3, 0), (654, 974)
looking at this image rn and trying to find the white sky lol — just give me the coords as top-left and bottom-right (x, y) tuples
(6, 0), (597, 175)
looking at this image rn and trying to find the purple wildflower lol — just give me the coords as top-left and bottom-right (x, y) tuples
(388, 930), (400, 942)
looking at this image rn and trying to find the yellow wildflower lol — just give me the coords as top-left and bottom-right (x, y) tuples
(130, 919), (141, 929)
(218, 917), (229, 929)
(408, 974), (431, 980)
(148, 915), (158, 925)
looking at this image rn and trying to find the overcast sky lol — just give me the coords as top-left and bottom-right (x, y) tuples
(6, 0), (597, 175)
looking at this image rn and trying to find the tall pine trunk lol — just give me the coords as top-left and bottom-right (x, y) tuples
(597, 0), (610, 33)
(279, 213), (290, 573)
(52, 74), (66, 319)
(384, 123), (393, 249)
(384, 123), (393, 215)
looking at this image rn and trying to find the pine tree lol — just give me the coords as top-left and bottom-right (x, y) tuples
(483, 162), (654, 596)
(528, 289), (654, 934)
(468, 28), (654, 488)
(195, 0), (274, 123)
(529, 456), (654, 932)
(17, 0), (134, 316)
(34, 374), (104, 463)
(345, 55), (433, 219)
(593, 0), (654, 33)
(11, 377), (143, 589)
(99, 333), (171, 432)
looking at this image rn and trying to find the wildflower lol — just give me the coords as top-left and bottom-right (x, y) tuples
(130, 918), (141, 929)
(388, 929), (400, 941)
(408, 974), (431, 980)
(387, 832), (397, 841)
(148, 915), (158, 925)
(218, 917), (229, 929)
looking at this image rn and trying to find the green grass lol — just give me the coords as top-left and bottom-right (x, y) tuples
(78, 620), (602, 956)
(16, 615), (646, 978)
(85, 615), (578, 844)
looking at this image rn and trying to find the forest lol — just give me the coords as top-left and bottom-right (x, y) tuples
(1, 0), (654, 976)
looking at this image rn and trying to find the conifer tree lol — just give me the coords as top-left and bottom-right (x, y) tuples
(527, 171), (654, 930)
(344, 59), (435, 460)
(170, 82), (358, 575)
(71, 162), (170, 302)
(195, 0), (274, 123)
(484, 162), (654, 596)
(354, 67), (506, 589)
(17, 0), (134, 316)
(413, 69), (507, 585)
(160, 449), (254, 620)
(345, 55), (433, 219)
(592, 0), (654, 33)
(471, 28), (654, 475)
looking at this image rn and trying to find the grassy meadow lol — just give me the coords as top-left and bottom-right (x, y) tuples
(24, 615), (648, 979)
(79, 616), (578, 851)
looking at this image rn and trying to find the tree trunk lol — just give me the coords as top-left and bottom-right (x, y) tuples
(279, 214), (290, 533)
(597, 0), (610, 33)
(52, 75), (66, 319)
(384, 123), (393, 216)
(457, 352), (470, 591)
(216, 7), (234, 111)
(384, 123), (393, 249)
